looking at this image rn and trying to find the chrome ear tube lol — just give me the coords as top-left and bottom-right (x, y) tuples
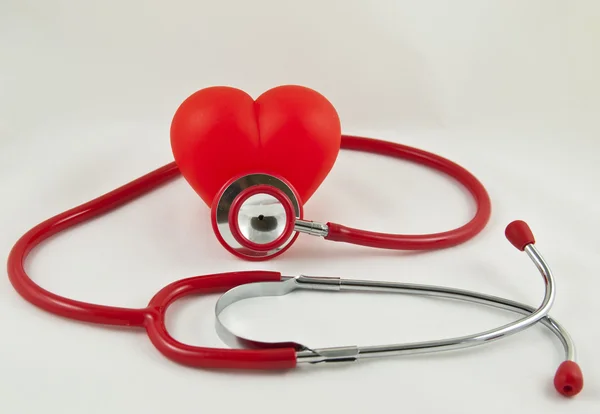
(215, 221), (583, 397)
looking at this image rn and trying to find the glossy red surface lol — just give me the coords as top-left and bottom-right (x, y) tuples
(170, 85), (342, 206)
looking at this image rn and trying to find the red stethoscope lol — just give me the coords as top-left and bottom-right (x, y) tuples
(6, 85), (583, 397)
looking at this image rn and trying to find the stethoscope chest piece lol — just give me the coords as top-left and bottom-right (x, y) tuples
(211, 173), (303, 260)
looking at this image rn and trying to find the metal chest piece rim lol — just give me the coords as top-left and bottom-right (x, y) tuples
(211, 173), (303, 260)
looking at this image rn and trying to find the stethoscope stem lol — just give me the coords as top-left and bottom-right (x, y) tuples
(294, 219), (329, 237)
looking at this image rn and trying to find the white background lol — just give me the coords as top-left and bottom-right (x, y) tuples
(1, 1), (599, 413)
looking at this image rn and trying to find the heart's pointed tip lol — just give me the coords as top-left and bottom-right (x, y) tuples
(554, 361), (583, 397)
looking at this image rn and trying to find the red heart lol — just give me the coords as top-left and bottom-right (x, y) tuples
(170, 85), (342, 207)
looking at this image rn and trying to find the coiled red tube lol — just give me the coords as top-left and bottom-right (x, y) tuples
(326, 136), (491, 249)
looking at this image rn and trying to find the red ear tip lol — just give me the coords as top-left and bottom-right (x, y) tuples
(505, 220), (535, 251)
(554, 361), (583, 397)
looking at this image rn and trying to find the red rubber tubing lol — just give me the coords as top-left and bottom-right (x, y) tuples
(6, 135), (490, 368)
(7, 162), (180, 327)
(145, 271), (296, 369)
(325, 136), (491, 249)
(5, 162), (296, 369)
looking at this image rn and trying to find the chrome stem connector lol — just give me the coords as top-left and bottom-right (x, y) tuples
(294, 219), (329, 237)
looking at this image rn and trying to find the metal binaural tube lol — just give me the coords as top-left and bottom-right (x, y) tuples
(295, 287), (573, 362)
(296, 244), (561, 363)
(214, 239), (575, 383)
(212, 220), (582, 396)
(334, 277), (574, 361)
